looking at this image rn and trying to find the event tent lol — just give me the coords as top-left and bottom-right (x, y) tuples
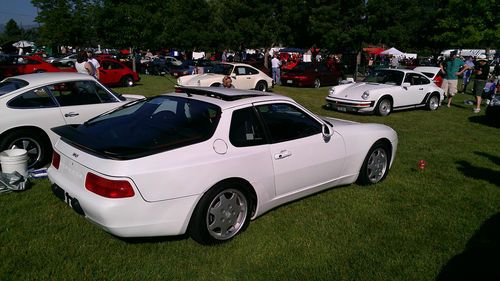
(380, 47), (404, 56)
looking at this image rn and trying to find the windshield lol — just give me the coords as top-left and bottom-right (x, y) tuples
(74, 95), (222, 157)
(363, 69), (404, 85)
(0, 78), (29, 96)
(206, 63), (233, 75)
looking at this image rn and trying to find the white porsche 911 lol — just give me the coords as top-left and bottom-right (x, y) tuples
(48, 87), (398, 245)
(325, 69), (445, 116)
(177, 62), (273, 91)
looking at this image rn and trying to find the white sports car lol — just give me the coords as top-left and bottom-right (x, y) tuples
(0, 73), (144, 168)
(325, 69), (445, 116)
(177, 62), (273, 91)
(48, 87), (398, 245)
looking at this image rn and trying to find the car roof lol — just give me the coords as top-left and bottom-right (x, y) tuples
(170, 87), (294, 110)
(3, 72), (97, 86)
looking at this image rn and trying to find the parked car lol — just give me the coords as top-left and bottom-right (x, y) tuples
(281, 62), (343, 88)
(48, 86), (398, 245)
(98, 58), (140, 87)
(413, 66), (443, 87)
(0, 55), (68, 79)
(177, 62), (273, 91)
(49, 54), (78, 67)
(0, 73), (144, 169)
(325, 68), (445, 116)
(169, 60), (215, 77)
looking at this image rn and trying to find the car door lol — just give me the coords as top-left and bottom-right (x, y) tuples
(395, 73), (428, 107)
(99, 60), (122, 84)
(254, 102), (346, 197)
(47, 80), (124, 124)
(232, 66), (257, 89)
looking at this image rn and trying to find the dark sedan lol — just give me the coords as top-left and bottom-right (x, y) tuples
(280, 62), (342, 88)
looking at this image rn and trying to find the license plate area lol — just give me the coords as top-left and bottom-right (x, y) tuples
(51, 184), (85, 216)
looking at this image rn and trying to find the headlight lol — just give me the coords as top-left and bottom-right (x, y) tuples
(328, 88), (335, 96)
(177, 78), (181, 84)
(362, 91), (370, 100)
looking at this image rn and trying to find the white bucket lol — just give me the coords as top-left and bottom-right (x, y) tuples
(0, 149), (29, 178)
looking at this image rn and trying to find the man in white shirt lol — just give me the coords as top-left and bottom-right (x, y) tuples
(271, 54), (281, 85)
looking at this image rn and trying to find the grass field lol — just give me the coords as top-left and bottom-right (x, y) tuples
(1, 75), (499, 281)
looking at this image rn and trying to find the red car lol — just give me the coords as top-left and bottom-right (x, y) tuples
(0, 55), (69, 79)
(281, 62), (342, 88)
(98, 58), (140, 87)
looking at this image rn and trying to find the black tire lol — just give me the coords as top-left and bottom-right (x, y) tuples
(0, 129), (52, 169)
(375, 98), (392, 116)
(314, 78), (321, 88)
(426, 94), (440, 111)
(190, 182), (252, 245)
(255, 81), (268, 92)
(121, 76), (134, 87)
(210, 83), (221, 87)
(357, 141), (390, 185)
(35, 70), (46, 73)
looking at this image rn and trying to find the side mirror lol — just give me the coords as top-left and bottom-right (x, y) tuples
(231, 75), (237, 80)
(322, 123), (334, 140)
(402, 82), (411, 88)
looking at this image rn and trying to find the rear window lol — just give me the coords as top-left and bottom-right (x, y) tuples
(0, 79), (29, 96)
(73, 96), (221, 157)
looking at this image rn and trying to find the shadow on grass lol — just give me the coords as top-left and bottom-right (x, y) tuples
(468, 115), (500, 128)
(436, 212), (500, 281)
(474, 151), (500, 166)
(118, 233), (190, 244)
(455, 160), (500, 186)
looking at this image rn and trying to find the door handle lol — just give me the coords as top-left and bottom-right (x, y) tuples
(274, 150), (292, 160)
(419, 88), (424, 90)
(64, 112), (79, 117)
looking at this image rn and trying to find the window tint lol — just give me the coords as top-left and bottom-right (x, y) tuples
(257, 103), (321, 143)
(230, 107), (266, 147)
(0, 79), (29, 96)
(101, 60), (122, 70)
(405, 73), (430, 85)
(48, 81), (103, 106)
(8, 87), (57, 108)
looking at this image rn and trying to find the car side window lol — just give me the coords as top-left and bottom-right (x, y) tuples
(256, 103), (321, 143)
(235, 67), (247, 75)
(48, 81), (102, 106)
(246, 67), (258, 75)
(7, 87), (57, 108)
(229, 107), (266, 147)
(92, 81), (117, 103)
(415, 73), (430, 85)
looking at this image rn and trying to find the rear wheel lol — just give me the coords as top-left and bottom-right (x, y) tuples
(190, 182), (251, 245)
(357, 141), (390, 185)
(314, 78), (321, 88)
(0, 129), (52, 169)
(255, 81), (268, 92)
(426, 94), (440, 111)
(121, 76), (134, 87)
(375, 98), (392, 116)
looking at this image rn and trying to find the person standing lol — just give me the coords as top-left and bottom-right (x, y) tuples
(471, 55), (490, 113)
(75, 51), (96, 78)
(87, 51), (100, 79)
(461, 56), (475, 93)
(440, 50), (469, 107)
(271, 53), (281, 85)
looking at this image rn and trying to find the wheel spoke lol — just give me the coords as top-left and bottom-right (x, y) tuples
(366, 148), (387, 182)
(207, 190), (247, 240)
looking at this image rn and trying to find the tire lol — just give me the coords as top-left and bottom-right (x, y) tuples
(190, 182), (252, 245)
(0, 129), (52, 169)
(121, 76), (134, 87)
(210, 83), (221, 87)
(255, 81), (268, 92)
(35, 70), (46, 73)
(314, 78), (321, 88)
(357, 141), (390, 185)
(426, 94), (440, 111)
(375, 98), (392, 116)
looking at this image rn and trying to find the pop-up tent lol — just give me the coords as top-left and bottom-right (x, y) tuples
(380, 47), (404, 56)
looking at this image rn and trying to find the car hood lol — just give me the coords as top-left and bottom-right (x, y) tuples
(330, 82), (399, 98)
(178, 74), (223, 86)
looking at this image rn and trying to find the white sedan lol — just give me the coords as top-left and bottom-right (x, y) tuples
(48, 87), (398, 245)
(0, 73), (144, 168)
(325, 69), (445, 116)
(177, 62), (273, 91)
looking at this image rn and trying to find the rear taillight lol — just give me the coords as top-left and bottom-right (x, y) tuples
(52, 151), (61, 169)
(85, 173), (135, 198)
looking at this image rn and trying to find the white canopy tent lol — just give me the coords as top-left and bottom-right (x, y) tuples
(380, 47), (404, 57)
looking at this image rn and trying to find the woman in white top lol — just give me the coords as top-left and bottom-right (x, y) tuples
(75, 51), (97, 78)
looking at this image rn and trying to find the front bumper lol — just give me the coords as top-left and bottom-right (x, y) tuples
(325, 96), (375, 113)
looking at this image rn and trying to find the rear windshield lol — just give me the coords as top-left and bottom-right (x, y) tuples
(72, 95), (221, 158)
(0, 79), (29, 96)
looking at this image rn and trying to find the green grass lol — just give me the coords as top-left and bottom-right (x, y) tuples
(1, 76), (499, 281)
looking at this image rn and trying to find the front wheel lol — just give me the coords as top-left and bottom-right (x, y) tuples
(426, 94), (440, 111)
(255, 81), (268, 92)
(121, 76), (134, 87)
(357, 141), (390, 185)
(314, 78), (321, 88)
(190, 182), (251, 245)
(375, 98), (392, 116)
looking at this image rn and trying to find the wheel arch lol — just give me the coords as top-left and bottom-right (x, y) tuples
(254, 80), (268, 91)
(356, 137), (394, 185)
(0, 126), (51, 146)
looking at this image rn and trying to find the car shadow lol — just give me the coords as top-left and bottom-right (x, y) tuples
(117, 233), (190, 244)
(436, 212), (500, 281)
(468, 115), (499, 128)
(455, 159), (500, 187)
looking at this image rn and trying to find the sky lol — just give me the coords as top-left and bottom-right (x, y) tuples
(0, 0), (38, 27)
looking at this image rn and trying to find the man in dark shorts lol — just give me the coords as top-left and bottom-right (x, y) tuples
(472, 55), (490, 113)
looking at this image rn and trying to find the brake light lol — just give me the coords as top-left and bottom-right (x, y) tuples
(52, 151), (61, 169)
(85, 173), (135, 198)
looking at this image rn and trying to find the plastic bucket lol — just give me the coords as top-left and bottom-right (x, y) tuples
(0, 149), (28, 178)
